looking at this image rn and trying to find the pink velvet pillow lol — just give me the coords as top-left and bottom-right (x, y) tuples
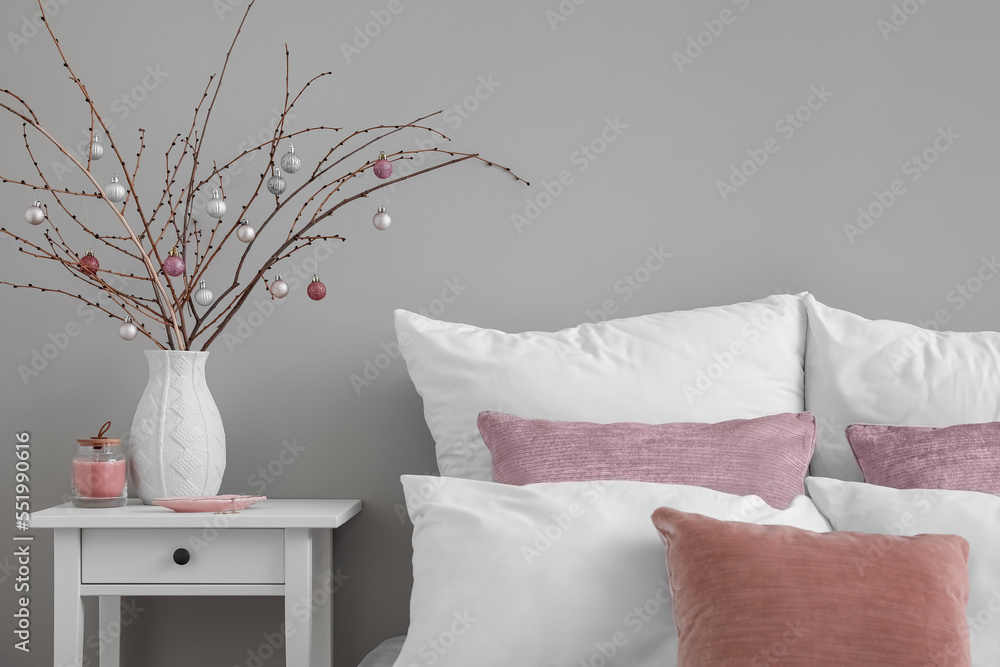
(847, 421), (1000, 493)
(478, 411), (815, 508)
(651, 507), (971, 667)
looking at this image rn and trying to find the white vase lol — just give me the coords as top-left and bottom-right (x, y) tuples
(129, 350), (226, 504)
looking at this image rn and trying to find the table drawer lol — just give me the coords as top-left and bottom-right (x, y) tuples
(82, 528), (284, 584)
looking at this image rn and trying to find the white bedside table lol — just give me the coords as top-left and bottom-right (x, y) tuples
(31, 498), (362, 667)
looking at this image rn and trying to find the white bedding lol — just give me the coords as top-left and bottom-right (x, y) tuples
(357, 635), (405, 667)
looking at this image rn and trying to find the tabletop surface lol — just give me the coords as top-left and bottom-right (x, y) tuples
(31, 498), (362, 529)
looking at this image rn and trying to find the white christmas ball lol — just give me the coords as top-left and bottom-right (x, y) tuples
(119, 319), (138, 341)
(206, 190), (227, 218)
(105, 176), (127, 203)
(373, 207), (391, 231)
(236, 220), (256, 243)
(25, 201), (45, 225)
(267, 169), (287, 196)
(90, 136), (103, 161)
(280, 145), (302, 174)
(194, 281), (214, 306)
(270, 276), (289, 299)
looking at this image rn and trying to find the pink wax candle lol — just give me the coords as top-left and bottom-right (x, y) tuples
(73, 458), (126, 498)
(72, 422), (128, 508)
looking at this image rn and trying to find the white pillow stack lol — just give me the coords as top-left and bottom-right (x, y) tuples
(395, 293), (807, 481)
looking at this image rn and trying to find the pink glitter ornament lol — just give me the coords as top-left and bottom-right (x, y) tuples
(163, 247), (185, 277)
(373, 152), (392, 179)
(306, 275), (326, 301)
(79, 249), (99, 276)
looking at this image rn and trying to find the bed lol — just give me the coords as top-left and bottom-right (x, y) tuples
(358, 292), (1000, 666)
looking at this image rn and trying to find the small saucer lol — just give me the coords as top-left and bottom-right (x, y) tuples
(151, 494), (266, 513)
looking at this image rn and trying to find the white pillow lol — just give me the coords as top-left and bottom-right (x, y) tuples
(804, 294), (1000, 480)
(395, 293), (807, 480)
(394, 475), (831, 667)
(806, 477), (1000, 666)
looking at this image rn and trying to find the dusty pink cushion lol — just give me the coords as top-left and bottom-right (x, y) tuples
(478, 411), (815, 508)
(847, 421), (1000, 493)
(651, 507), (971, 667)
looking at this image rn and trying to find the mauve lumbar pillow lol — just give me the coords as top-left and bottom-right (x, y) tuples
(846, 421), (1000, 493)
(651, 507), (971, 667)
(479, 411), (815, 509)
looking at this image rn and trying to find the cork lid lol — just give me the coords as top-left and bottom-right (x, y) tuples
(77, 421), (121, 448)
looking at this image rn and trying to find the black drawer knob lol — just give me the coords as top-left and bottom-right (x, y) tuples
(172, 548), (191, 565)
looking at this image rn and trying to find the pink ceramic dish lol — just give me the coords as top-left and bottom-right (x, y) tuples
(151, 494), (266, 513)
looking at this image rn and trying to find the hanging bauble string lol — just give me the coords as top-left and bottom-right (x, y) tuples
(280, 145), (301, 174)
(119, 316), (138, 341)
(206, 189), (227, 218)
(266, 167), (287, 196)
(306, 275), (326, 301)
(105, 175), (127, 203)
(79, 249), (99, 276)
(372, 206), (391, 231)
(89, 134), (103, 161)
(25, 201), (45, 225)
(269, 274), (289, 299)
(193, 280), (214, 306)
(163, 247), (185, 277)
(236, 219), (256, 243)
(373, 151), (393, 179)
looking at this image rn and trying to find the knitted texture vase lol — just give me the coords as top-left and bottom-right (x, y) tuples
(129, 350), (226, 503)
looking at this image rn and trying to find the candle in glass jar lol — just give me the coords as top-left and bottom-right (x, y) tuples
(72, 422), (128, 508)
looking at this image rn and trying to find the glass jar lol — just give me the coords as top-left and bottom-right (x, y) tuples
(72, 424), (127, 508)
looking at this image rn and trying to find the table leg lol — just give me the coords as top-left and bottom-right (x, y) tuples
(311, 528), (333, 667)
(284, 528), (334, 667)
(53, 529), (83, 667)
(98, 596), (121, 667)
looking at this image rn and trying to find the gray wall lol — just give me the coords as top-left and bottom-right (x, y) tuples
(1, 1), (998, 666)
